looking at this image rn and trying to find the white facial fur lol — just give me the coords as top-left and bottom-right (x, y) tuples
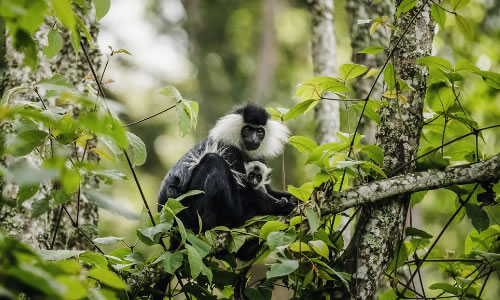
(208, 113), (290, 159)
(244, 161), (272, 190)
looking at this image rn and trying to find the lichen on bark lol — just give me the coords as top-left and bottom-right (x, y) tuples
(0, 5), (102, 251)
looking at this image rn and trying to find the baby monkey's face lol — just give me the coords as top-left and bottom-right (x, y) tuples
(244, 161), (271, 190)
(247, 171), (263, 188)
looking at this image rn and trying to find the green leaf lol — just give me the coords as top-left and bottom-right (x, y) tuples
(51, 0), (76, 30)
(295, 77), (349, 100)
(267, 230), (296, 251)
(154, 251), (183, 274)
(429, 283), (460, 295)
(136, 223), (172, 245)
(38, 74), (74, 91)
(357, 45), (385, 54)
(361, 161), (387, 178)
(410, 191), (427, 206)
(245, 287), (272, 300)
(6, 129), (47, 156)
(80, 252), (108, 268)
(361, 145), (384, 165)
(405, 227), (433, 239)
(473, 71), (500, 89)
(283, 99), (318, 121)
(354, 99), (381, 124)
(287, 182), (313, 202)
(384, 63), (396, 91)
(159, 85), (183, 101)
(289, 136), (318, 153)
(289, 241), (311, 252)
(290, 216), (305, 227)
(259, 221), (288, 239)
(339, 63), (367, 81)
(379, 289), (415, 300)
(31, 197), (50, 217)
(266, 259), (299, 279)
(17, 184), (39, 204)
(455, 14), (473, 40)
(417, 56), (453, 71)
(305, 208), (320, 234)
(450, 0), (470, 10)
(185, 244), (203, 279)
(38, 249), (84, 261)
(426, 82), (455, 112)
(93, 0), (111, 21)
(92, 237), (124, 245)
(15, 31), (38, 70)
(387, 241), (410, 273)
(186, 231), (211, 257)
(465, 204), (489, 232)
(126, 132), (147, 166)
(88, 267), (129, 290)
(455, 59), (479, 73)
(43, 29), (63, 58)
(61, 168), (80, 194)
(6, 263), (65, 296)
(309, 240), (329, 259)
(396, 0), (417, 17)
(175, 101), (195, 137)
(431, 3), (446, 28)
(52, 189), (70, 205)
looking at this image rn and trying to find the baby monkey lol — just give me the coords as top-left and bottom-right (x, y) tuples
(244, 161), (289, 207)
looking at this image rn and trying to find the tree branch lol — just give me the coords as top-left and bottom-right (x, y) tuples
(322, 153), (500, 214)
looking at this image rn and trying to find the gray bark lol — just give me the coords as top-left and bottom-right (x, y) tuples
(341, 1), (435, 298)
(253, 0), (278, 101)
(347, 0), (394, 143)
(0, 7), (101, 250)
(308, 0), (340, 144)
(321, 154), (500, 214)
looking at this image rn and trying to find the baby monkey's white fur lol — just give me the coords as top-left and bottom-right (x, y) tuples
(244, 161), (272, 191)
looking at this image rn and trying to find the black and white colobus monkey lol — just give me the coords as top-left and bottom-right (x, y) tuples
(244, 160), (290, 208)
(158, 104), (296, 231)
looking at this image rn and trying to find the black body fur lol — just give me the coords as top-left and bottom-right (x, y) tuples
(158, 105), (295, 232)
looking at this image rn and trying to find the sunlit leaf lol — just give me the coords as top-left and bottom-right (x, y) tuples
(305, 208), (320, 234)
(473, 71), (500, 89)
(51, 0), (75, 30)
(259, 221), (288, 239)
(88, 267), (129, 290)
(126, 132), (147, 166)
(7, 130), (48, 156)
(43, 29), (63, 58)
(357, 45), (385, 54)
(309, 240), (329, 259)
(339, 64), (367, 81)
(431, 3), (446, 28)
(396, 0), (417, 17)
(384, 63), (396, 91)
(283, 99), (318, 121)
(417, 56), (453, 71)
(455, 14), (473, 40)
(289, 136), (318, 153)
(93, 0), (111, 21)
(450, 0), (470, 11)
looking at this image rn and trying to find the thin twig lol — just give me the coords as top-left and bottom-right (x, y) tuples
(396, 184), (478, 298)
(124, 103), (178, 127)
(50, 206), (64, 249)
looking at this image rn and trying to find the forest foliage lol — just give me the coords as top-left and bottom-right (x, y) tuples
(0, 0), (499, 299)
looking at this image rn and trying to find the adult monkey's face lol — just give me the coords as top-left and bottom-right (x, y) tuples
(241, 124), (265, 151)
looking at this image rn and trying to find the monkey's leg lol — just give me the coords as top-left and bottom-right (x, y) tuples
(187, 153), (242, 229)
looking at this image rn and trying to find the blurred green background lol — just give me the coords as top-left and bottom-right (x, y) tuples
(95, 0), (499, 297)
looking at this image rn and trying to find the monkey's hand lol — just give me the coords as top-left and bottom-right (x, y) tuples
(275, 197), (289, 208)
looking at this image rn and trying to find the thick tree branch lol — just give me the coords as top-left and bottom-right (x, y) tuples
(322, 153), (500, 214)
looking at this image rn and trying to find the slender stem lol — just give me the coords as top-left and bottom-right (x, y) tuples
(63, 205), (104, 254)
(76, 185), (81, 226)
(429, 0), (457, 15)
(396, 184), (478, 298)
(124, 103), (178, 127)
(50, 206), (64, 249)
(392, 124), (500, 174)
(79, 40), (167, 251)
(478, 269), (492, 297)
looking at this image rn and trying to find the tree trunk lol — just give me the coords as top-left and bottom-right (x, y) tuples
(341, 1), (435, 298)
(0, 7), (101, 250)
(347, 0), (394, 143)
(308, 0), (340, 144)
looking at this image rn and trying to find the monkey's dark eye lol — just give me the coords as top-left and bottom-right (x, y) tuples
(249, 174), (254, 178)
(257, 175), (262, 181)
(257, 128), (264, 135)
(243, 126), (251, 133)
